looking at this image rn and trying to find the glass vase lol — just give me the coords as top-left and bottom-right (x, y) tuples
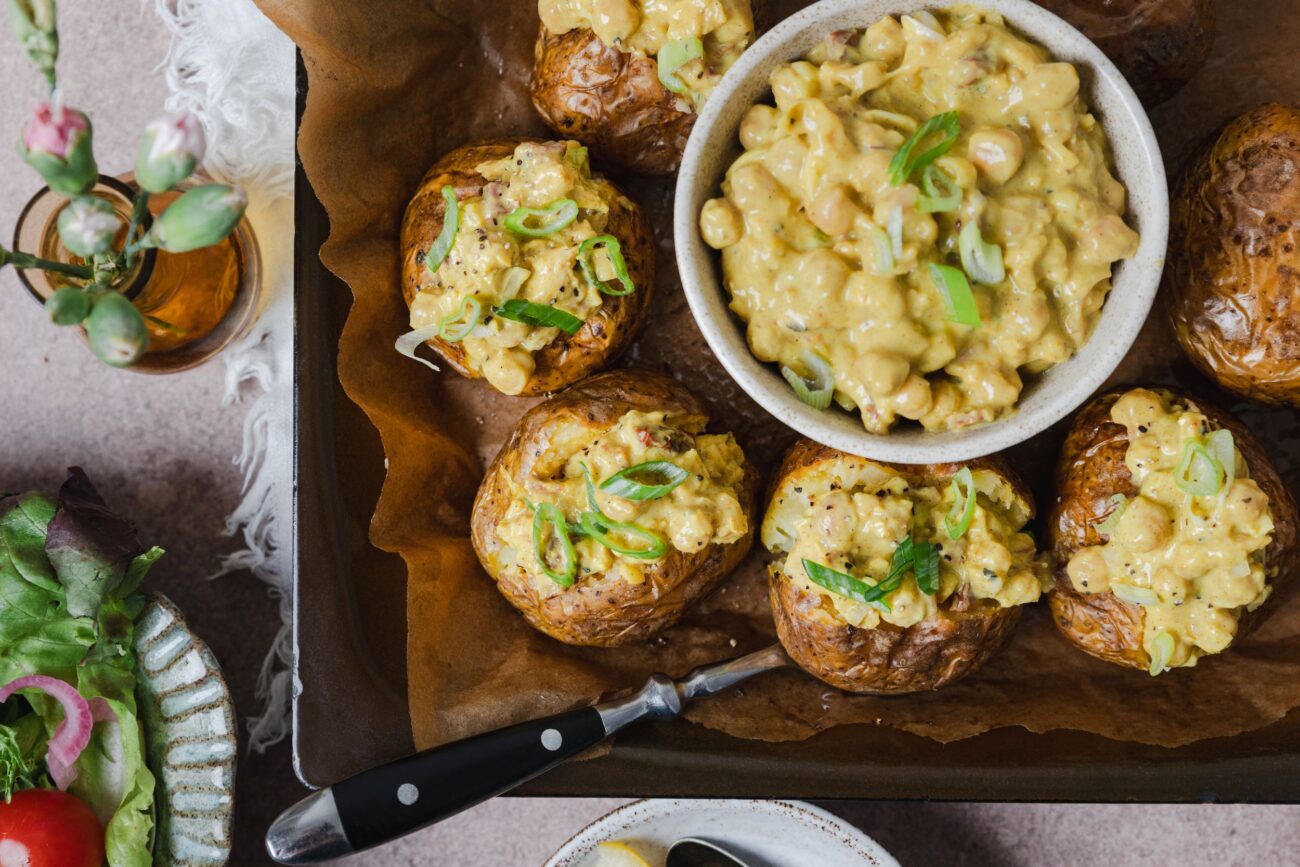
(12, 173), (262, 373)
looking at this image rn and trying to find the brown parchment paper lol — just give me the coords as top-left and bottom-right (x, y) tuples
(260, 0), (1300, 750)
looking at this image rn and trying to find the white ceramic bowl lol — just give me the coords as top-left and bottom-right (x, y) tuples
(674, 0), (1168, 463)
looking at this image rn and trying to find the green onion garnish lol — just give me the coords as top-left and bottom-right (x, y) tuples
(531, 501), (577, 586)
(867, 225), (894, 275)
(503, 198), (579, 238)
(944, 466), (977, 540)
(912, 539), (941, 595)
(1148, 629), (1175, 676)
(578, 234), (636, 296)
(916, 165), (962, 213)
(579, 511), (668, 560)
(1111, 582), (1160, 607)
(801, 559), (889, 609)
(437, 296), (481, 342)
(888, 111), (960, 187)
(781, 350), (835, 410)
(959, 220), (1005, 285)
(1207, 429), (1236, 497)
(1093, 493), (1128, 537)
(599, 460), (690, 501)
(800, 534), (937, 609)
(495, 299), (584, 334)
(426, 185), (459, 274)
(1174, 438), (1225, 497)
(929, 263), (981, 327)
(657, 37), (704, 95)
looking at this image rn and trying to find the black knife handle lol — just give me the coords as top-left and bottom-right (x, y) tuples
(331, 706), (606, 853)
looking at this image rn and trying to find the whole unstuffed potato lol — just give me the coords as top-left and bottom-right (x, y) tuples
(400, 138), (654, 396)
(1036, 0), (1215, 107)
(531, 0), (757, 174)
(1164, 103), (1300, 407)
(472, 369), (759, 646)
(763, 440), (1045, 694)
(1049, 388), (1298, 672)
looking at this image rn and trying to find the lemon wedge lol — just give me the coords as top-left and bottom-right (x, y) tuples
(591, 841), (654, 867)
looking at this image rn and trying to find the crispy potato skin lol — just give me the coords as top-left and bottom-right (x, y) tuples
(470, 369), (760, 646)
(765, 439), (1034, 694)
(1037, 0), (1214, 107)
(1164, 104), (1300, 407)
(1047, 389), (1300, 670)
(531, 27), (696, 175)
(399, 138), (655, 396)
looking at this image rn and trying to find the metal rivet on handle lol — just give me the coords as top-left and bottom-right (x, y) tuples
(540, 728), (563, 751)
(397, 783), (419, 806)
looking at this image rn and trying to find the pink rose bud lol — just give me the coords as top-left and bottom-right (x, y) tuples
(135, 112), (207, 194)
(20, 103), (98, 195)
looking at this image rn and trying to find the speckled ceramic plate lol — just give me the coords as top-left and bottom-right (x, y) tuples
(134, 594), (237, 866)
(545, 799), (899, 867)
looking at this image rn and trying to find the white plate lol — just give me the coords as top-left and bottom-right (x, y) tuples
(545, 799), (899, 867)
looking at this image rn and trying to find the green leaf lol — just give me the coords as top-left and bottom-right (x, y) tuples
(0, 723), (29, 802)
(119, 546), (164, 599)
(0, 493), (59, 592)
(0, 568), (95, 686)
(69, 698), (155, 867)
(45, 468), (144, 617)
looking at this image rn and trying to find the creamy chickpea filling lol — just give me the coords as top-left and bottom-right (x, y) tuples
(496, 410), (748, 592)
(1066, 389), (1275, 672)
(409, 141), (632, 395)
(763, 458), (1045, 630)
(538, 0), (755, 107)
(700, 7), (1139, 433)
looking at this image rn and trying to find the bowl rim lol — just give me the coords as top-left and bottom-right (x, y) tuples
(673, 0), (1169, 463)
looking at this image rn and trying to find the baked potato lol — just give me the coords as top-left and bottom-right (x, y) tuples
(471, 369), (759, 646)
(762, 439), (1047, 694)
(1048, 387), (1299, 673)
(1164, 103), (1300, 407)
(1036, 0), (1215, 107)
(399, 138), (654, 396)
(531, 0), (756, 174)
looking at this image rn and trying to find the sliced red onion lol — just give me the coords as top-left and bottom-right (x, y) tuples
(0, 675), (94, 790)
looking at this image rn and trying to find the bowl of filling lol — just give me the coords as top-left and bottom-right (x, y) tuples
(674, 0), (1167, 462)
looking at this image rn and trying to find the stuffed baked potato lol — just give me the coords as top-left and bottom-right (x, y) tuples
(762, 439), (1047, 694)
(1049, 387), (1299, 674)
(471, 369), (759, 646)
(531, 0), (757, 174)
(1164, 104), (1300, 407)
(399, 138), (654, 396)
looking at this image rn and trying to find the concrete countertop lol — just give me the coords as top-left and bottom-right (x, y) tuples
(1, 3), (1297, 865)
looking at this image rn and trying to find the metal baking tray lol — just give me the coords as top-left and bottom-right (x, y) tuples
(290, 54), (1300, 803)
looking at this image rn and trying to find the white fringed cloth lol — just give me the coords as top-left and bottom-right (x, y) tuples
(150, 0), (296, 752)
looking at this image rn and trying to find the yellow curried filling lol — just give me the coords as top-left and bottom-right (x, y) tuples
(496, 410), (748, 592)
(762, 457), (1045, 630)
(701, 7), (1139, 433)
(1066, 389), (1275, 671)
(409, 141), (631, 395)
(538, 0), (755, 107)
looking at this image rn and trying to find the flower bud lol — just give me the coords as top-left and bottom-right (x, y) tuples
(135, 112), (206, 194)
(45, 285), (91, 325)
(144, 184), (246, 254)
(20, 103), (98, 195)
(85, 291), (148, 367)
(56, 196), (121, 257)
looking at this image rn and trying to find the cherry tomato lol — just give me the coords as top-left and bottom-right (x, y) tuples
(0, 789), (104, 867)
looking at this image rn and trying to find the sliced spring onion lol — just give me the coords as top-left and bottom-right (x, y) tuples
(959, 219), (1005, 284)
(916, 165), (962, 213)
(1148, 629), (1176, 677)
(1207, 429), (1236, 497)
(930, 263), (981, 327)
(500, 266), (531, 298)
(503, 198), (579, 237)
(802, 559), (885, 607)
(599, 460), (690, 501)
(657, 37), (704, 95)
(888, 111), (960, 186)
(1111, 582), (1160, 607)
(531, 502), (577, 586)
(437, 296), (482, 342)
(945, 466), (977, 540)
(912, 540), (941, 595)
(887, 205), (904, 259)
(1093, 494), (1129, 537)
(780, 350), (835, 410)
(578, 234), (636, 296)
(866, 225), (894, 275)
(1174, 438), (1225, 497)
(495, 299), (584, 334)
(394, 324), (443, 372)
(426, 185), (459, 274)
(579, 511), (668, 560)
(801, 535), (930, 608)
